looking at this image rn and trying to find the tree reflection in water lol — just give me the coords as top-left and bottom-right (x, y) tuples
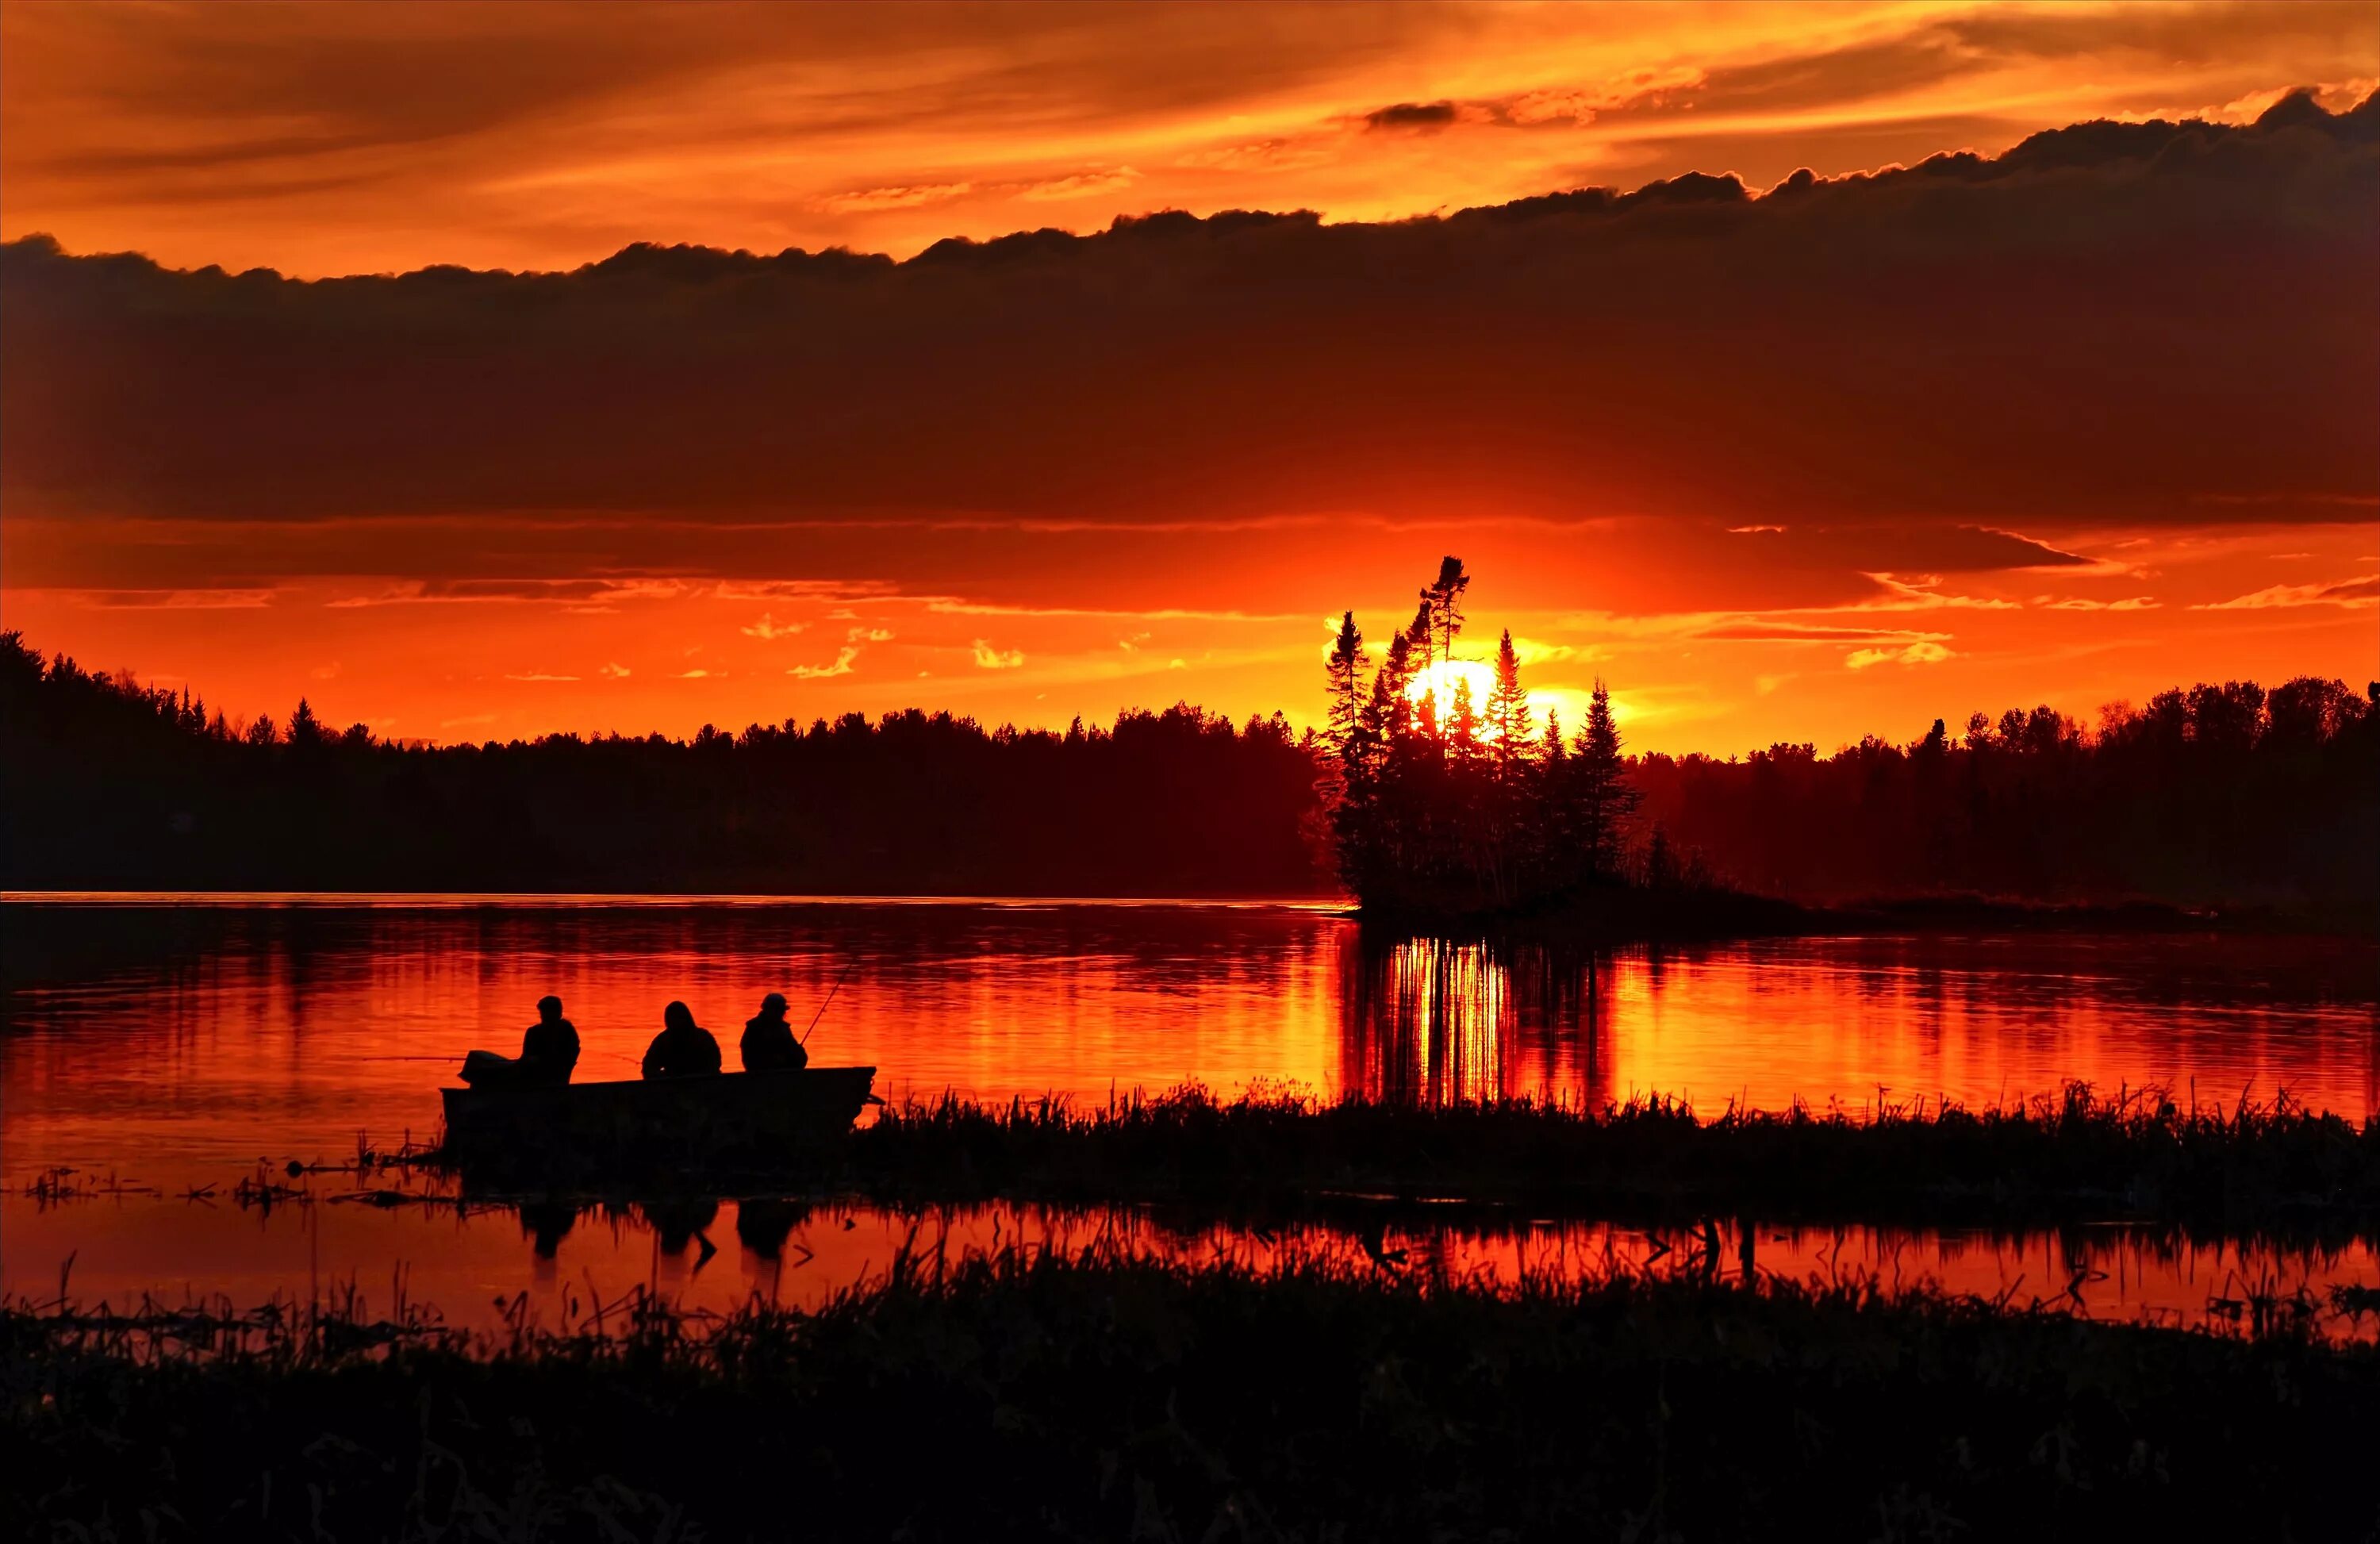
(1342, 935), (1615, 1108)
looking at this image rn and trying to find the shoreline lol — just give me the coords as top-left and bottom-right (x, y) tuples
(418, 1083), (2380, 1237)
(6, 885), (2371, 941)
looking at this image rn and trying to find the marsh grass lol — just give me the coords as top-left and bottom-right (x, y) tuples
(828, 1080), (2380, 1235)
(9, 1239), (2378, 1542)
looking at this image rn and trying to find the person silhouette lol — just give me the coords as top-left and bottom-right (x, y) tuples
(740, 991), (808, 1073)
(519, 994), (580, 1085)
(459, 994), (580, 1088)
(640, 1001), (722, 1079)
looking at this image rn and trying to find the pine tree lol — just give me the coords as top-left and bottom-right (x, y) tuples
(1573, 678), (1637, 881)
(1324, 611), (1366, 766)
(1377, 630), (1415, 737)
(1425, 556), (1469, 663)
(1449, 675), (1481, 762)
(1407, 597), (1436, 670)
(1487, 629), (1533, 774)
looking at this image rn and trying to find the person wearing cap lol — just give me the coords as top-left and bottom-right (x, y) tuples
(739, 991), (808, 1073)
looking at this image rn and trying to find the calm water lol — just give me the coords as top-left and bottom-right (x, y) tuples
(4, 896), (2376, 1332)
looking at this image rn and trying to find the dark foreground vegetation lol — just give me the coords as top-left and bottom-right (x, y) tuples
(437, 1084), (2380, 1239)
(5, 628), (2374, 916)
(10, 1247), (2377, 1542)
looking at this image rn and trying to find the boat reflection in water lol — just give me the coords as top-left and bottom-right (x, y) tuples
(24, 1174), (2375, 1342)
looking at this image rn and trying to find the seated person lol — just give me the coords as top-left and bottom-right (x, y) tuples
(641, 1000), (722, 1079)
(740, 991), (809, 1073)
(460, 994), (581, 1087)
(518, 994), (581, 1085)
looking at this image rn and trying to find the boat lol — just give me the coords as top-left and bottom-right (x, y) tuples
(440, 1066), (877, 1164)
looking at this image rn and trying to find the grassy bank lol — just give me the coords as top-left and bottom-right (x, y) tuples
(10, 1246), (2377, 1542)
(827, 1082), (2380, 1235)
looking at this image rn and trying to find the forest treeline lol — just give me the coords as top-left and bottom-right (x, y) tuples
(0, 633), (1325, 895)
(3, 629), (2374, 915)
(1319, 560), (2379, 921)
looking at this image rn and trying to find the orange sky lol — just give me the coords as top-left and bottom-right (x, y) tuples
(2, 1), (2375, 751)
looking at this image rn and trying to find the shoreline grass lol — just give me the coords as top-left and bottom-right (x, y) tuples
(10, 1242), (2379, 1541)
(784, 1081), (2380, 1236)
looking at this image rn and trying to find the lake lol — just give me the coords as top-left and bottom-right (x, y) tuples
(5, 895), (2375, 1333)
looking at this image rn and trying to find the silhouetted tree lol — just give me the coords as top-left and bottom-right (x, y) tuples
(1424, 556), (1470, 665)
(1325, 611), (1366, 765)
(1487, 630), (1533, 776)
(1572, 680), (1637, 882)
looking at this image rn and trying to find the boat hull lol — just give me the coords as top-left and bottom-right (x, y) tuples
(440, 1066), (876, 1165)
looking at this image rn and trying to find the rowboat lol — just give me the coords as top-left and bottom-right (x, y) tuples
(440, 1066), (877, 1163)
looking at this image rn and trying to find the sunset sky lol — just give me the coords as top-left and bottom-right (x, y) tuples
(3, 1), (2375, 751)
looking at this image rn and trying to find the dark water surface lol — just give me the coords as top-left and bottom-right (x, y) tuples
(5, 896), (2376, 1332)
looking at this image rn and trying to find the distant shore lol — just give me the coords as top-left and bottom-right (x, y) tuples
(1353, 884), (2380, 942)
(7, 885), (2369, 939)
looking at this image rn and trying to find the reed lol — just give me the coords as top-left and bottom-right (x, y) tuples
(7, 1242), (2376, 1541)
(827, 1080), (2380, 1235)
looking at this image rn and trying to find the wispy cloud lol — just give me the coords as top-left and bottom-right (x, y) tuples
(1847, 574), (2023, 613)
(503, 671), (579, 682)
(741, 611), (805, 639)
(1018, 167), (1138, 202)
(816, 181), (973, 213)
(328, 578), (693, 608)
(972, 639), (1025, 670)
(1846, 640), (1955, 670)
(598, 662), (631, 678)
(1698, 622), (1952, 643)
(2042, 596), (2159, 611)
(789, 647), (860, 679)
(2191, 576), (2378, 610)
(47, 586), (278, 609)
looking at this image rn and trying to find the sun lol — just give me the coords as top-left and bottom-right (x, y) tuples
(1407, 658), (1496, 720)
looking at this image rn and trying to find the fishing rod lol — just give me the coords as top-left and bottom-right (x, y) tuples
(801, 960), (858, 1046)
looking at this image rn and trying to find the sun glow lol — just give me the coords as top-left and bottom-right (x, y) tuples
(1406, 658), (1495, 720)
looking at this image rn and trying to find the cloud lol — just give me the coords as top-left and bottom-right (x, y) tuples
(1019, 167), (1140, 202)
(846, 625), (894, 643)
(326, 578), (693, 607)
(42, 586), (278, 609)
(1845, 640), (1955, 670)
(1699, 623), (1951, 643)
(1847, 574), (2025, 613)
(1365, 101), (1459, 132)
(2044, 596), (2160, 611)
(741, 611), (804, 639)
(2191, 574), (2380, 609)
(678, 668), (712, 678)
(3, 98), (2373, 573)
(502, 670), (579, 682)
(598, 662), (631, 678)
(972, 639), (1025, 669)
(816, 182), (973, 213)
(789, 647), (860, 678)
